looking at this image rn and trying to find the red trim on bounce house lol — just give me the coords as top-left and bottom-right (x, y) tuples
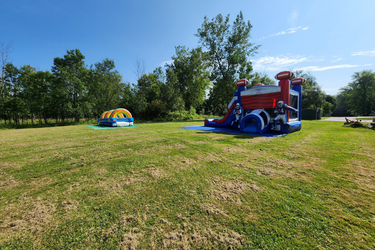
(241, 92), (280, 109)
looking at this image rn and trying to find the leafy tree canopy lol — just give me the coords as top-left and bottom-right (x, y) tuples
(166, 46), (211, 109)
(293, 70), (326, 110)
(196, 11), (259, 107)
(249, 72), (276, 87)
(337, 70), (375, 115)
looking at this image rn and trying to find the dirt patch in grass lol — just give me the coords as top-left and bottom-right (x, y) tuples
(149, 168), (167, 179)
(353, 175), (375, 192)
(198, 152), (225, 164)
(165, 156), (199, 172)
(122, 177), (147, 186)
(138, 164), (168, 179)
(208, 177), (260, 202)
(0, 172), (19, 189)
(349, 160), (375, 176)
(200, 204), (227, 216)
(180, 157), (196, 165)
(116, 209), (247, 249)
(0, 197), (56, 244)
(162, 226), (245, 249)
(120, 229), (144, 250)
(0, 162), (21, 169)
(61, 200), (79, 212)
(66, 169), (150, 199)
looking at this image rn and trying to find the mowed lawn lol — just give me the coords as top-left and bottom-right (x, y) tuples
(0, 120), (374, 249)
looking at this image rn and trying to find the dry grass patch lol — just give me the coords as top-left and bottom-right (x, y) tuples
(0, 162), (21, 169)
(200, 204), (228, 216)
(198, 152), (225, 164)
(61, 200), (79, 212)
(120, 229), (144, 250)
(0, 172), (19, 190)
(179, 157), (196, 165)
(141, 164), (168, 179)
(207, 176), (260, 202)
(161, 226), (245, 249)
(0, 196), (56, 244)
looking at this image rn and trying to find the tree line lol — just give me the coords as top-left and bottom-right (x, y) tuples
(0, 12), (262, 124)
(2, 12), (372, 126)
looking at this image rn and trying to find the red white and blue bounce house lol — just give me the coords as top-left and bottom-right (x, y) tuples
(181, 71), (305, 137)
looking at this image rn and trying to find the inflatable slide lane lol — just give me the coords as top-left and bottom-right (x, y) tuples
(204, 80), (247, 129)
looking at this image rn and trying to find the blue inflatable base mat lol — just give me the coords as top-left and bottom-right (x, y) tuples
(178, 126), (285, 137)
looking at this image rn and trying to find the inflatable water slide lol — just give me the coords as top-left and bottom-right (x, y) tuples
(98, 108), (134, 127)
(204, 71), (305, 134)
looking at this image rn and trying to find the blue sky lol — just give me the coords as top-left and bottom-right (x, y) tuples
(1, 0), (374, 95)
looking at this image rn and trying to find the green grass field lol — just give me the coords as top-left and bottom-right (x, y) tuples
(0, 120), (374, 249)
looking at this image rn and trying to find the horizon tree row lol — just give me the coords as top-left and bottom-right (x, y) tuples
(1, 11), (349, 125)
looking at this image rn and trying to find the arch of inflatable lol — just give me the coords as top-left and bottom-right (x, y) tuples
(240, 109), (271, 134)
(110, 108), (132, 118)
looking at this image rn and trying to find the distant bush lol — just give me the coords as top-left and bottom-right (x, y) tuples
(88, 119), (97, 124)
(165, 111), (195, 121)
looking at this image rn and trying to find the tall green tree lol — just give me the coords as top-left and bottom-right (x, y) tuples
(326, 94), (337, 111)
(51, 49), (89, 122)
(166, 46), (210, 109)
(196, 11), (259, 108)
(249, 72), (276, 87)
(293, 71), (326, 110)
(322, 94), (337, 114)
(336, 86), (352, 114)
(136, 70), (166, 118)
(87, 58), (124, 117)
(4, 64), (53, 124)
(25, 70), (53, 124)
(16, 65), (38, 123)
(164, 68), (185, 112)
(2, 63), (20, 123)
(346, 70), (375, 115)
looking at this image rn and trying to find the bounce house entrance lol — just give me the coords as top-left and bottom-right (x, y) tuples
(240, 109), (271, 134)
(242, 119), (257, 133)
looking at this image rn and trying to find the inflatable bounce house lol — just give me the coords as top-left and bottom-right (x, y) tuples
(204, 71), (305, 134)
(98, 108), (134, 127)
